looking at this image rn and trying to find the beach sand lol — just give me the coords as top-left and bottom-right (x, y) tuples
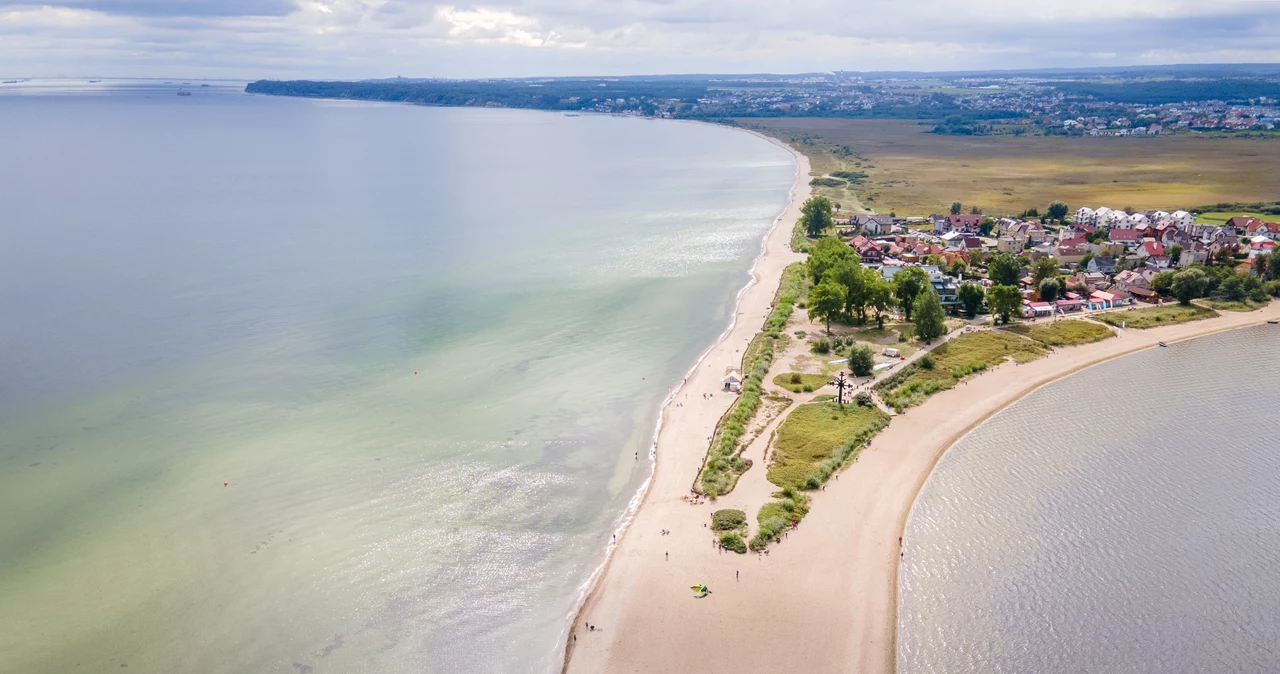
(563, 136), (1280, 673)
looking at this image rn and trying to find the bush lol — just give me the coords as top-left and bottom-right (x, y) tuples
(711, 509), (747, 531)
(719, 532), (747, 554)
(848, 343), (875, 377)
(804, 475), (821, 490)
(794, 330), (807, 338)
(790, 373), (802, 384)
(855, 391), (873, 407)
(919, 353), (935, 370)
(1267, 280), (1280, 297)
(812, 337), (831, 354)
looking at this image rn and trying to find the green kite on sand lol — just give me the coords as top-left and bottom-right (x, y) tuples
(690, 584), (709, 598)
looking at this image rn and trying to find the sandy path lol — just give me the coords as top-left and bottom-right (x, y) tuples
(567, 296), (1280, 670)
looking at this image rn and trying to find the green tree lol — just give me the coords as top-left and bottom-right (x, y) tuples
(987, 285), (1023, 324)
(1220, 273), (1248, 301)
(807, 237), (854, 283)
(987, 252), (1023, 287)
(892, 266), (930, 320)
(1031, 257), (1060, 286)
(808, 279), (847, 333)
(1269, 252), (1280, 281)
(1151, 271), (1176, 295)
(829, 259), (866, 319)
(925, 253), (945, 267)
(912, 290), (946, 343)
(957, 282), (985, 316)
(1253, 253), (1269, 279)
(949, 259), (968, 277)
(1046, 201), (1069, 221)
(867, 275), (894, 329)
(801, 196), (835, 237)
(1038, 277), (1062, 303)
(1168, 243), (1183, 265)
(1079, 252), (1096, 269)
(848, 344), (874, 377)
(978, 218), (995, 237)
(950, 201), (962, 215)
(1171, 268), (1208, 305)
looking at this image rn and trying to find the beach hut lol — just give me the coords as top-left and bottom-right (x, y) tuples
(723, 367), (743, 393)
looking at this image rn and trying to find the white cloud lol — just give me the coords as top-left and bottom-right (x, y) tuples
(0, 0), (1278, 78)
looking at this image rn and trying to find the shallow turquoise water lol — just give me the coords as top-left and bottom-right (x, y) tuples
(0, 81), (795, 673)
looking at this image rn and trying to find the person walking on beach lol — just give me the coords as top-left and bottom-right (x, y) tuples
(665, 551), (668, 560)
(736, 570), (739, 580)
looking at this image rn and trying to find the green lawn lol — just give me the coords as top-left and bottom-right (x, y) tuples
(772, 372), (831, 393)
(875, 331), (1045, 411)
(1004, 320), (1116, 346)
(1096, 304), (1218, 329)
(767, 401), (890, 489)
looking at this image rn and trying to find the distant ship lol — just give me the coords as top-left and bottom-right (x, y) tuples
(1, 80), (18, 84)
(200, 84), (210, 87)
(177, 90), (192, 97)
(88, 80), (102, 83)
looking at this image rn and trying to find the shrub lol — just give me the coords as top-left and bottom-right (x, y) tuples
(802, 384), (815, 392)
(919, 353), (936, 370)
(794, 330), (807, 338)
(1267, 280), (1280, 297)
(711, 509), (747, 531)
(719, 532), (747, 554)
(804, 475), (821, 490)
(848, 343), (875, 377)
(855, 391), (873, 407)
(790, 373), (802, 384)
(812, 337), (831, 354)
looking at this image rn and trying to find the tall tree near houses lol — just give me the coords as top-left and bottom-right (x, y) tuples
(912, 290), (946, 344)
(987, 252), (1023, 287)
(807, 236), (854, 283)
(987, 285), (1023, 324)
(892, 266), (930, 320)
(801, 196), (835, 237)
(808, 278), (847, 334)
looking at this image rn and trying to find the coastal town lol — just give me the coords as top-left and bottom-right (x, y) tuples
(836, 207), (1280, 319)
(568, 142), (1280, 673)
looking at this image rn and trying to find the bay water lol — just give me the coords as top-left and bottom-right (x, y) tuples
(0, 81), (795, 672)
(898, 326), (1280, 673)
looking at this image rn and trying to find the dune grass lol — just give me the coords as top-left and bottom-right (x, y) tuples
(875, 331), (1044, 411)
(1096, 304), (1218, 329)
(771, 372), (830, 393)
(766, 401), (890, 490)
(1004, 320), (1116, 346)
(697, 263), (809, 498)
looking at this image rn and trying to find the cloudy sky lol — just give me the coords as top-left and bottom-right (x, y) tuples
(2, 0), (1279, 79)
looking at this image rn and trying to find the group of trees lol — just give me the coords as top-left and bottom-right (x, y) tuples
(1161, 264), (1276, 305)
(805, 237), (946, 341)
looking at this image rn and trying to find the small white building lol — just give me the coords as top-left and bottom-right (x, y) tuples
(1171, 210), (1194, 229)
(723, 367), (743, 393)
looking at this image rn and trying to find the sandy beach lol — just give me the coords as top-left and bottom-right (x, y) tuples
(562, 134), (1280, 673)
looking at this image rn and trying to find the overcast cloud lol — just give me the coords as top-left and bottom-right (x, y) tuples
(1, 0), (1279, 78)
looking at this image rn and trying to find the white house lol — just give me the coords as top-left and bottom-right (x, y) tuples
(723, 367), (743, 393)
(1074, 207), (1096, 225)
(1171, 210), (1194, 229)
(1126, 212), (1150, 227)
(1093, 206), (1114, 227)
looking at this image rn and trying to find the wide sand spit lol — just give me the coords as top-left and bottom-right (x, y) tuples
(562, 132), (1280, 673)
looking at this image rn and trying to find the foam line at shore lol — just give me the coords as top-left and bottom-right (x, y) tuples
(553, 127), (807, 670)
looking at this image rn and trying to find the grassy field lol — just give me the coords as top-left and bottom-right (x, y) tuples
(1004, 320), (1116, 346)
(1201, 298), (1271, 312)
(875, 331), (1045, 411)
(766, 401), (890, 489)
(1096, 304), (1219, 329)
(772, 372), (830, 393)
(737, 118), (1280, 217)
(1195, 211), (1275, 225)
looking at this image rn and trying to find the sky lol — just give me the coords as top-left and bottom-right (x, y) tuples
(2, 0), (1280, 79)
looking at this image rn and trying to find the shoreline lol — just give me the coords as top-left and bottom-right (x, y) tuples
(565, 239), (1280, 674)
(557, 127), (811, 670)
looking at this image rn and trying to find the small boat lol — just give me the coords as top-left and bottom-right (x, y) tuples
(88, 80), (101, 83)
(1268, 320), (1278, 325)
(1158, 341), (1168, 348)
(1, 80), (18, 84)
(177, 90), (192, 96)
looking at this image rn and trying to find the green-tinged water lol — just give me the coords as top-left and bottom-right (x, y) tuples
(0, 81), (795, 673)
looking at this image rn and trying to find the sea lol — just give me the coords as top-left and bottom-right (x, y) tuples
(0, 80), (796, 673)
(898, 326), (1280, 673)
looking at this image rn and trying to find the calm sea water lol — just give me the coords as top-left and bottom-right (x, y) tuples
(899, 326), (1280, 673)
(0, 81), (794, 673)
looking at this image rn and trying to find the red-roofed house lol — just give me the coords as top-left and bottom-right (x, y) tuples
(1246, 221), (1280, 240)
(1136, 239), (1165, 260)
(1109, 229), (1141, 247)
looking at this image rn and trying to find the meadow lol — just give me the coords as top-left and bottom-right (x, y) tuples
(738, 119), (1280, 217)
